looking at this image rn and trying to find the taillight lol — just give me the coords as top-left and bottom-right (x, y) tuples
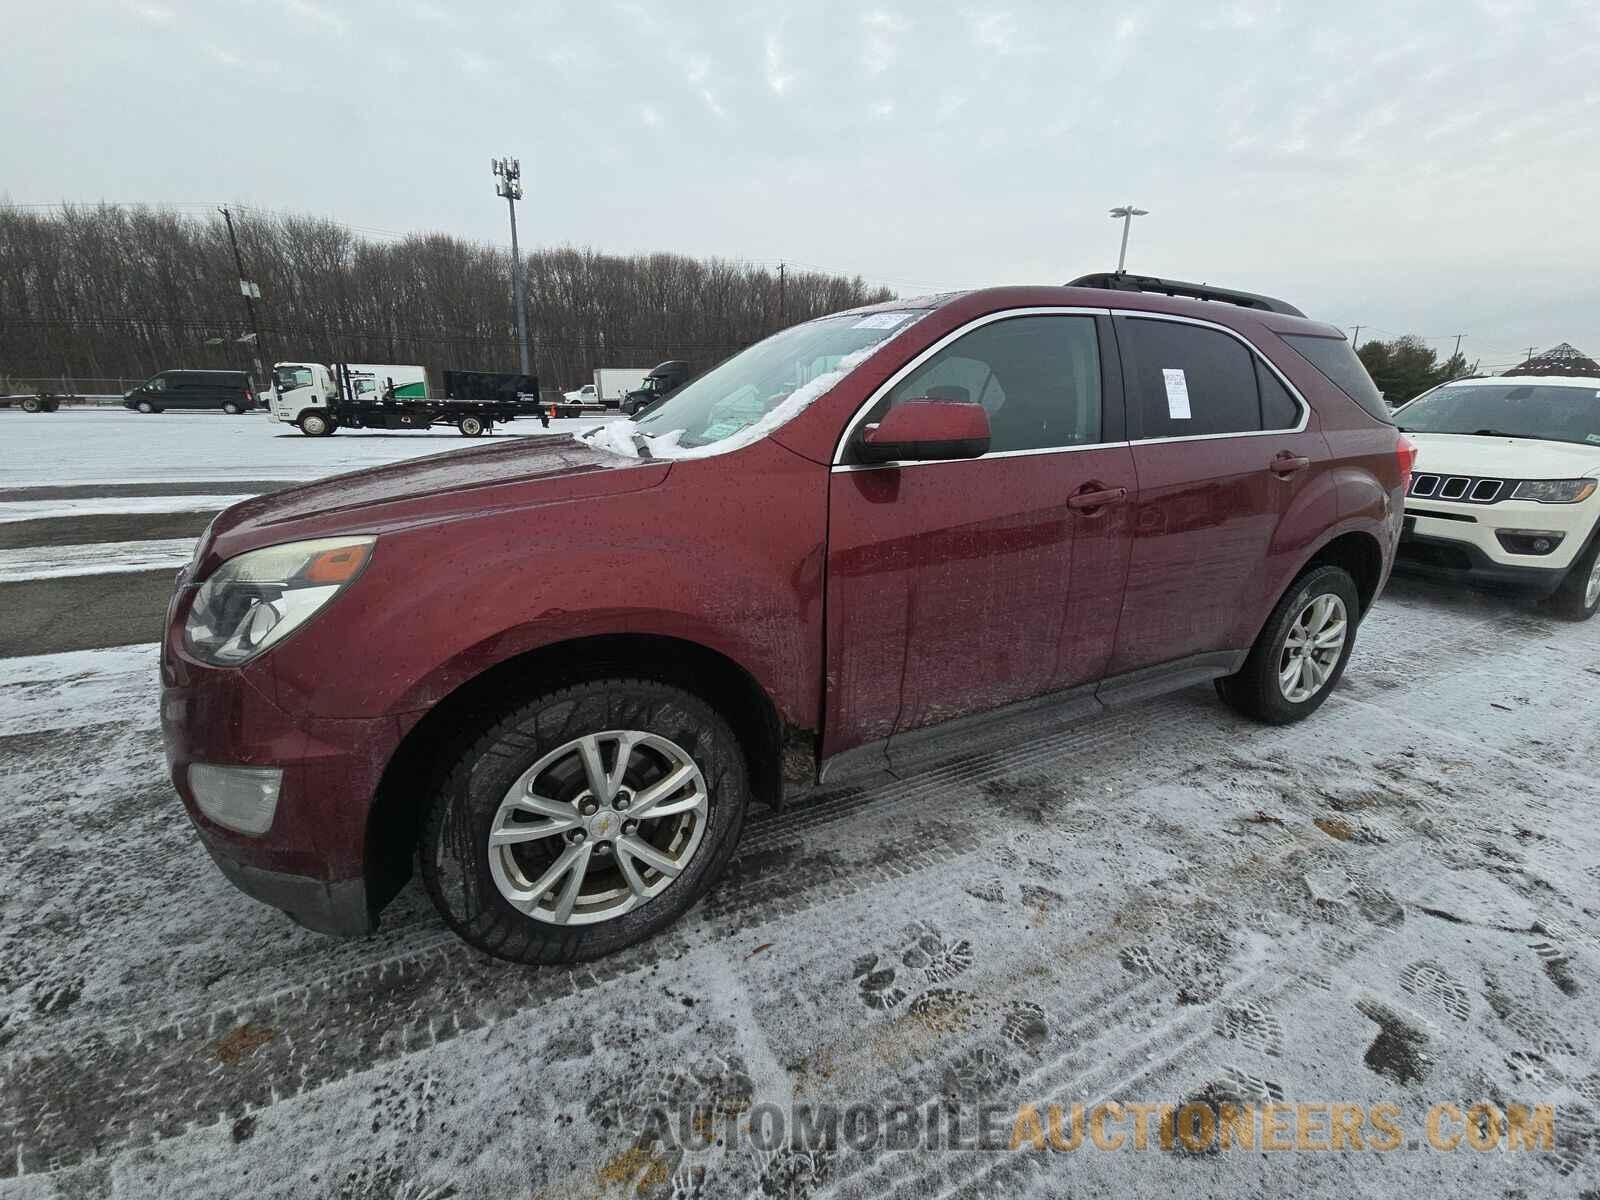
(1396, 433), (1417, 490)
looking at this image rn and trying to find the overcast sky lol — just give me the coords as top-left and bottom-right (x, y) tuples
(7, 0), (1598, 370)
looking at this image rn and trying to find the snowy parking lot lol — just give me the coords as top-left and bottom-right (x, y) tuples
(1, 408), (1598, 1198)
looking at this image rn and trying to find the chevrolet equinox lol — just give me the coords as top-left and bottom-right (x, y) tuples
(162, 274), (1412, 963)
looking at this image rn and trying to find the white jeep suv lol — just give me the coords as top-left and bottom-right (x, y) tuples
(1393, 374), (1600, 620)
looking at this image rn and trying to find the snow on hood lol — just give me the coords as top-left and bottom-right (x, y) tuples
(573, 344), (880, 461)
(1407, 432), (1600, 479)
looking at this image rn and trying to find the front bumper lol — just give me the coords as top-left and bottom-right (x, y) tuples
(1396, 496), (1596, 593)
(162, 592), (402, 936)
(1395, 530), (1566, 595)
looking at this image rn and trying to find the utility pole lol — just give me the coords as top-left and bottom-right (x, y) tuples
(778, 262), (786, 323)
(1349, 324), (1361, 349)
(492, 157), (530, 375)
(1449, 333), (1465, 377)
(219, 206), (266, 386)
(1108, 205), (1148, 273)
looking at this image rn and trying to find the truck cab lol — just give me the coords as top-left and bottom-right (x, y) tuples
(620, 360), (693, 416)
(269, 362), (336, 430)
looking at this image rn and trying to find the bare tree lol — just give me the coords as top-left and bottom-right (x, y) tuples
(0, 204), (894, 392)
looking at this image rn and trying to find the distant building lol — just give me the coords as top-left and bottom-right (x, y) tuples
(1504, 343), (1600, 377)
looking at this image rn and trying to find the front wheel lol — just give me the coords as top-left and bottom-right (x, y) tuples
(21, 396), (41, 413)
(420, 679), (749, 964)
(1216, 564), (1359, 725)
(298, 411), (333, 436)
(223, 402), (241, 415)
(1549, 533), (1600, 621)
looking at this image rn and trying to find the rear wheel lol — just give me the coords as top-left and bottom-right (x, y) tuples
(1549, 532), (1600, 621)
(1216, 564), (1359, 724)
(298, 411), (333, 437)
(223, 402), (241, 415)
(457, 415), (484, 437)
(21, 396), (41, 413)
(419, 678), (749, 964)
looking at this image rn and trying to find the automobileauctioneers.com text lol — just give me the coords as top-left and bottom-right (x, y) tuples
(635, 1099), (1559, 1155)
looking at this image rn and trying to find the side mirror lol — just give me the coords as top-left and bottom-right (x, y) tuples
(859, 398), (991, 463)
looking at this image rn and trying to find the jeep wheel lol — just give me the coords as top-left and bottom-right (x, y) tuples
(420, 678), (748, 964)
(1216, 564), (1359, 724)
(298, 411), (333, 437)
(1550, 534), (1600, 621)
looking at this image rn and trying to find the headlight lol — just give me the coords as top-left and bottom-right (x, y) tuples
(184, 536), (374, 665)
(1510, 478), (1598, 504)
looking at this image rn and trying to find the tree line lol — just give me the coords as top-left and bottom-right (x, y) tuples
(0, 205), (893, 393)
(1355, 335), (1469, 405)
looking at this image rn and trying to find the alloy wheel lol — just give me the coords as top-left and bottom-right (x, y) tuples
(486, 730), (709, 925)
(1278, 593), (1348, 703)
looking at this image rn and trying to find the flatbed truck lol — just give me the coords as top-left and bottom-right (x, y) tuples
(269, 362), (541, 437)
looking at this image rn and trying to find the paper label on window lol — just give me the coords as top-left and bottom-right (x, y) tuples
(1162, 368), (1191, 419)
(851, 312), (913, 330)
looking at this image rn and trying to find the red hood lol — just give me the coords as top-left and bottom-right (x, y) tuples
(196, 435), (668, 577)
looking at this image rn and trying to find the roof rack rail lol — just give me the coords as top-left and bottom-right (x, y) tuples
(1066, 272), (1305, 318)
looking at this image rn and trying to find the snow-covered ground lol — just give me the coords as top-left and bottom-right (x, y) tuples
(0, 407), (1596, 1198)
(2, 591), (1598, 1197)
(0, 408), (618, 488)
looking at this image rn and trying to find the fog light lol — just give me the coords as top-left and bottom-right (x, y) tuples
(189, 763), (282, 835)
(1494, 529), (1565, 556)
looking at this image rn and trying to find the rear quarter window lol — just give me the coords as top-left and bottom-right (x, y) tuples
(1282, 333), (1391, 424)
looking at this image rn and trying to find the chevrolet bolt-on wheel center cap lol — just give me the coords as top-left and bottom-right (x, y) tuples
(587, 809), (621, 840)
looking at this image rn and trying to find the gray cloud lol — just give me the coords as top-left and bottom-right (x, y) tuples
(4, 0), (1598, 362)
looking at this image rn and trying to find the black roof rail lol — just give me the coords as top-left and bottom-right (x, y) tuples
(1066, 272), (1305, 318)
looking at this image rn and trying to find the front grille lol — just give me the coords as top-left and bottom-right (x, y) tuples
(1408, 473), (1508, 504)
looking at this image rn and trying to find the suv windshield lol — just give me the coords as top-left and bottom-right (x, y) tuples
(1396, 382), (1600, 447)
(625, 311), (921, 451)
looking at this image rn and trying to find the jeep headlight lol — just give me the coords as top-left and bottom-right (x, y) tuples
(1510, 478), (1598, 504)
(185, 537), (374, 665)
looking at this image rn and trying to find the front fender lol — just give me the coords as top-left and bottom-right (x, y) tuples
(258, 438), (830, 734)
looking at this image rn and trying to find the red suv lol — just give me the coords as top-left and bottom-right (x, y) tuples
(162, 275), (1411, 963)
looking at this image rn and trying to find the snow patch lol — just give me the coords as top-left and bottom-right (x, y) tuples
(0, 538), (195, 582)
(574, 343), (881, 462)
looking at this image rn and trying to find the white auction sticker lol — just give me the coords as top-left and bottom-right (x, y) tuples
(1162, 368), (1192, 419)
(851, 312), (913, 330)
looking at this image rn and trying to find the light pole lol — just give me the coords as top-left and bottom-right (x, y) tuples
(1108, 205), (1148, 274)
(493, 157), (530, 375)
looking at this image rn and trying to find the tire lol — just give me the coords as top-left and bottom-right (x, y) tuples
(1549, 530), (1600, 621)
(419, 678), (749, 964)
(1215, 564), (1360, 725)
(457, 415), (484, 437)
(21, 396), (41, 413)
(223, 402), (240, 415)
(298, 411), (332, 437)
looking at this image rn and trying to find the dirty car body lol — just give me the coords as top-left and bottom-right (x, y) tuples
(162, 281), (1406, 961)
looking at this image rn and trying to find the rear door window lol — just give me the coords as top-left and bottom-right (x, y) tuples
(1117, 318), (1262, 439)
(1256, 360), (1302, 430)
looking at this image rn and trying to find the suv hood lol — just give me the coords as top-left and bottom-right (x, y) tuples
(1407, 432), (1600, 480)
(196, 434), (668, 576)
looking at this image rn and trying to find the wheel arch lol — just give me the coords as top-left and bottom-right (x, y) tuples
(363, 632), (793, 917)
(1300, 528), (1386, 618)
